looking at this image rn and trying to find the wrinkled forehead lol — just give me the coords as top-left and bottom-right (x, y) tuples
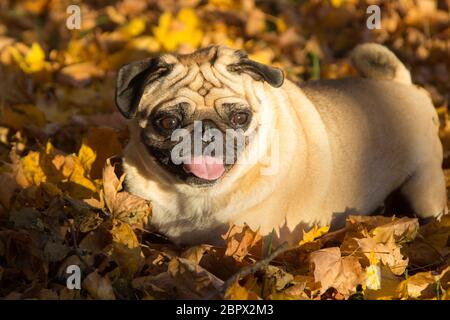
(174, 45), (243, 65)
(139, 46), (250, 109)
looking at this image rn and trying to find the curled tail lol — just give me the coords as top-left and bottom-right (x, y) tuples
(350, 43), (412, 85)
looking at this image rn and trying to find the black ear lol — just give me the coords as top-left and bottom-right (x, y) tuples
(227, 52), (284, 88)
(115, 58), (173, 118)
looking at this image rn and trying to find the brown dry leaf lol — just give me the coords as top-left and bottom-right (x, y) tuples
(167, 257), (224, 299)
(112, 192), (152, 227)
(273, 275), (315, 300)
(399, 265), (450, 299)
(102, 158), (123, 210)
(341, 216), (419, 275)
(264, 265), (294, 292)
(110, 219), (143, 278)
(355, 237), (408, 276)
(371, 217), (419, 243)
(82, 271), (116, 300)
(181, 244), (213, 264)
(309, 247), (365, 296)
(402, 211), (449, 268)
(417, 214), (450, 257)
(58, 62), (105, 88)
(222, 224), (262, 262)
(102, 159), (152, 227)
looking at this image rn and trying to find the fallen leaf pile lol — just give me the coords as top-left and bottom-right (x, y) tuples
(0, 0), (449, 300)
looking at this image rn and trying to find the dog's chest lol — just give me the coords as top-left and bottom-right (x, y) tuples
(150, 192), (227, 241)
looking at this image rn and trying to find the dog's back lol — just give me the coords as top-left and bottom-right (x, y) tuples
(300, 59), (445, 224)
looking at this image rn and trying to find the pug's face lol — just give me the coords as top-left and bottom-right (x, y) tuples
(115, 46), (284, 186)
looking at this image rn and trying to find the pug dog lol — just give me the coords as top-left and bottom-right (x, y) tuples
(115, 43), (447, 246)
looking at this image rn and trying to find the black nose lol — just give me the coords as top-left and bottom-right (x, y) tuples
(200, 119), (219, 133)
(192, 119), (220, 140)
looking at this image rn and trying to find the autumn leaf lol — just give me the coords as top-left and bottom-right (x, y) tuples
(120, 17), (146, 37)
(222, 224), (262, 262)
(133, 257), (223, 299)
(355, 237), (409, 276)
(398, 265), (450, 299)
(152, 8), (203, 51)
(165, 257), (224, 299)
(102, 159), (152, 227)
(181, 245), (213, 264)
(224, 281), (261, 300)
(14, 142), (60, 187)
(77, 142), (96, 174)
(9, 42), (48, 74)
(83, 271), (116, 300)
(310, 247), (365, 296)
(371, 217), (419, 243)
(299, 225), (330, 245)
(110, 219), (144, 278)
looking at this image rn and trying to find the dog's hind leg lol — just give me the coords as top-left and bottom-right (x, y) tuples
(400, 163), (448, 219)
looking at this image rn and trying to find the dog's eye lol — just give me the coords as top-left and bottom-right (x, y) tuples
(230, 112), (250, 126)
(157, 116), (180, 131)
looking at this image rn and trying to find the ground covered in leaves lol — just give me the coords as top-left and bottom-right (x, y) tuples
(0, 0), (449, 300)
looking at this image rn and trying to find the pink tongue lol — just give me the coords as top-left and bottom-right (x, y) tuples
(183, 156), (225, 180)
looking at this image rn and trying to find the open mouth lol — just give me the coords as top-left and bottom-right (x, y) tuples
(143, 144), (232, 186)
(182, 155), (225, 181)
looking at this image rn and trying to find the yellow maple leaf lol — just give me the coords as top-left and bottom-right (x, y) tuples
(299, 225), (330, 245)
(153, 8), (203, 51)
(20, 151), (47, 186)
(9, 42), (47, 73)
(121, 17), (146, 37)
(17, 141), (98, 198)
(77, 141), (96, 174)
(18, 141), (59, 187)
(64, 155), (98, 199)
